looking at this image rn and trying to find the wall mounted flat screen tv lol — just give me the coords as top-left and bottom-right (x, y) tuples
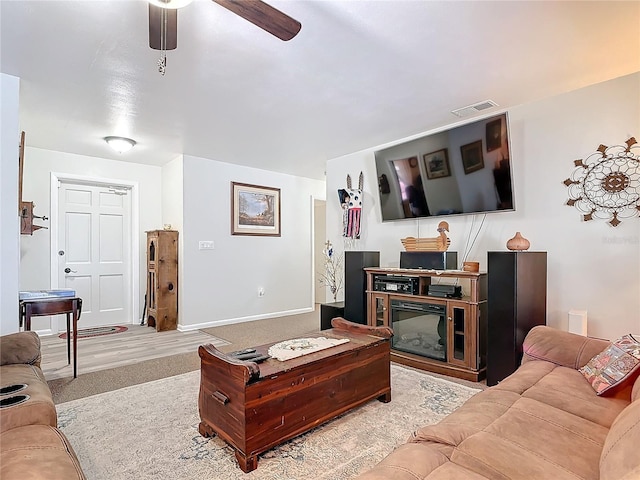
(374, 113), (514, 221)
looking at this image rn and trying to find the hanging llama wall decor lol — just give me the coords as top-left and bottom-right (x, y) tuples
(338, 172), (363, 239)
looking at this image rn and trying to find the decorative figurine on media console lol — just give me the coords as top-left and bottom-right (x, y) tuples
(401, 221), (451, 252)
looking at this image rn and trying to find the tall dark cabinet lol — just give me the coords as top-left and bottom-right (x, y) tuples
(344, 251), (379, 324)
(487, 251), (547, 386)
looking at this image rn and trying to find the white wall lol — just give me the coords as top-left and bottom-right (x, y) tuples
(0, 73), (20, 335)
(179, 155), (325, 329)
(161, 156), (184, 324)
(20, 147), (162, 331)
(161, 156), (184, 234)
(326, 73), (640, 340)
(17, 147), (326, 333)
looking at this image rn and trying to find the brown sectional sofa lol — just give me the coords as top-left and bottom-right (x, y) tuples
(0, 331), (86, 480)
(356, 326), (640, 480)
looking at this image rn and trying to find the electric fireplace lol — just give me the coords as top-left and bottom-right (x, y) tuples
(390, 299), (447, 361)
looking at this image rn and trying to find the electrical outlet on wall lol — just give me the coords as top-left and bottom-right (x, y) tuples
(258, 288), (265, 297)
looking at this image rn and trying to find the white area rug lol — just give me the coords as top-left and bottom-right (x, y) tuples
(57, 365), (480, 479)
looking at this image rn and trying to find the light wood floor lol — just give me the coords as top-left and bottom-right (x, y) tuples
(39, 325), (229, 380)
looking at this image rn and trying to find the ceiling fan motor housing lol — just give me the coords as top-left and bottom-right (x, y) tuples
(148, 0), (302, 52)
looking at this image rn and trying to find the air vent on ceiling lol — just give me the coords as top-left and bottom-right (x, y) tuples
(451, 100), (499, 118)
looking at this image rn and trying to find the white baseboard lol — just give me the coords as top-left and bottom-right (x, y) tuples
(177, 307), (315, 332)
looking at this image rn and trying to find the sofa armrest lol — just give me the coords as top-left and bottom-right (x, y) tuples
(521, 325), (609, 370)
(0, 331), (42, 367)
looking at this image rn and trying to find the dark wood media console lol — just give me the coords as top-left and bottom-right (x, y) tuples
(197, 318), (393, 472)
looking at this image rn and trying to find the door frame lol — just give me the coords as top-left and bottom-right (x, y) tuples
(49, 172), (140, 327)
(312, 197), (327, 305)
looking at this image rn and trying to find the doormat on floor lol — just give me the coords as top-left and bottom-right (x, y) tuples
(59, 326), (128, 340)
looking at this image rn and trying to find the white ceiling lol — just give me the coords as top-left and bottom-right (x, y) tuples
(2, 0), (639, 180)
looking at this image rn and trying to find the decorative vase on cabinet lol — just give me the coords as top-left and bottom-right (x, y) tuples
(146, 230), (178, 331)
(506, 232), (530, 251)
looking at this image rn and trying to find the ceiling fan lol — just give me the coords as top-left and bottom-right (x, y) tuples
(148, 0), (302, 52)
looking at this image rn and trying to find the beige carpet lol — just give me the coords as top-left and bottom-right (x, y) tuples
(200, 309), (321, 351)
(56, 364), (481, 480)
(48, 351), (202, 404)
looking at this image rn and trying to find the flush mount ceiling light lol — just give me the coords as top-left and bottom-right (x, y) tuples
(104, 136), (136, 154)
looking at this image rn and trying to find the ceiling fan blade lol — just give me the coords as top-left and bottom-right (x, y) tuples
(212, 0), (301, 41)
(149, 3), (178, 50)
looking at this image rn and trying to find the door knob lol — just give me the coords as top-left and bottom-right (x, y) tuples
(64, 267), (77, 274)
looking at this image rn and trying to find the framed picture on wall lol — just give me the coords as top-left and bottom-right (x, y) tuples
(231, 182), (281, 236)
(423, 148), (451, 179)
(485, 118), (502, 152)
(460, 140), (484, 174)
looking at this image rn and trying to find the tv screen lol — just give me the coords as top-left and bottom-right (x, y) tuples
(374, 113), (514, 221)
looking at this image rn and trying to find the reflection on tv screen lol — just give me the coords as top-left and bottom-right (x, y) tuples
(374, 113), (514, 221)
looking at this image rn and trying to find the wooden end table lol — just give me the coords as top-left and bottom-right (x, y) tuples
(19, 297), (82, 378)
(197, 317), (393, 472)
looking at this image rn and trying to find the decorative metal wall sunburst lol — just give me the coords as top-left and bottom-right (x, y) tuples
(563, 137), (640, 227)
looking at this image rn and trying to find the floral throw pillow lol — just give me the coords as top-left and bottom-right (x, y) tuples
(579, 334), (640, 396)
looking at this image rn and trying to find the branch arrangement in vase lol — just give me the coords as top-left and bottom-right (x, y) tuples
(318, 240), (344, 302)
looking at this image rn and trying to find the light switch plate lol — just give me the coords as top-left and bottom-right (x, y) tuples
(199, 240), (214, 250)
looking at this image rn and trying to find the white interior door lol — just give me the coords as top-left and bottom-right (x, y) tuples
(57, 182), (132, 329)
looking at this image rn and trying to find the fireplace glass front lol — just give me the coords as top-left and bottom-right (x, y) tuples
(391, 299), (447, 361)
